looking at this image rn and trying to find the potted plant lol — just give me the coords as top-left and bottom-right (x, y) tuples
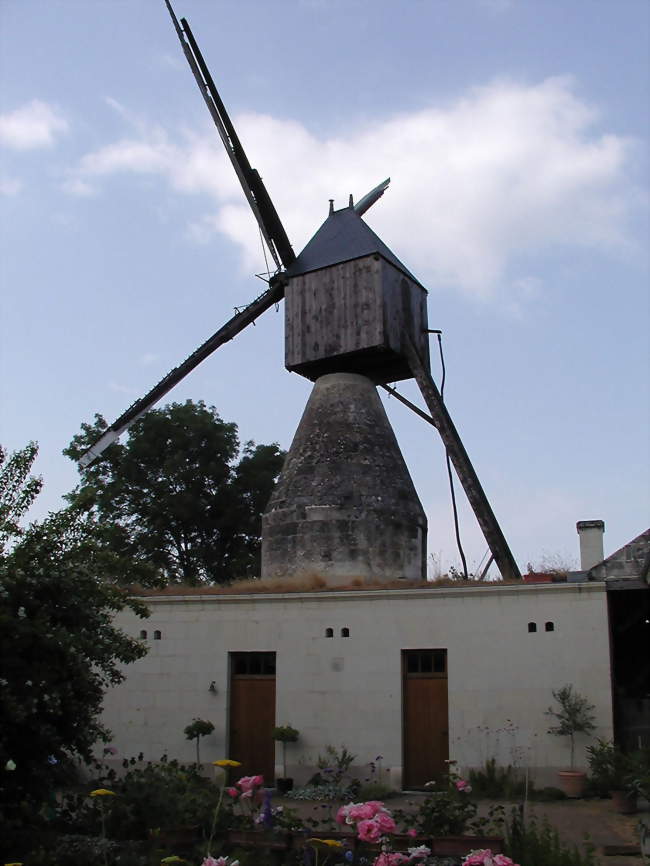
(546, 684), (596, 797)
(183, 717), (215, 768)
(586, 738), (638, 813)
(272, 724), (299, 793)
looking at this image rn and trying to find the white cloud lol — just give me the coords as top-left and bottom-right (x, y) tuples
(69, 77), (640, 300)
(0, 100), (68, 150)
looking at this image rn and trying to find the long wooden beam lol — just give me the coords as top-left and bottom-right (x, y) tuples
(404, 335), (522, 581)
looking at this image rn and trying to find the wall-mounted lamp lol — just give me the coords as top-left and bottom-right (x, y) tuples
(208, 681), (217, 694)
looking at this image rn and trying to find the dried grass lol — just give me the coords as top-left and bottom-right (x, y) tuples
(129, 573), (522, 597)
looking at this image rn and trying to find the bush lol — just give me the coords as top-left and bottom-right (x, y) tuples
(54, 756), (230, 842)
(469, 758), (525, 800)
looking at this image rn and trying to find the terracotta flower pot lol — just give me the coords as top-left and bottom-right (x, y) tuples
(430, 836), (505, 855)
(557, 770), (587, 798)
(610, 789), (637, 814)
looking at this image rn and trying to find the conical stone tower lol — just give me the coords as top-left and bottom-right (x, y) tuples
(262, 372), (427, 584)
(261, 203), (430, 585)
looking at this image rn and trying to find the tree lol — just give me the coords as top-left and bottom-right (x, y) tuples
(0, 443), (149, 827)
(64, 400), (285, 585)
(0, 441), (42, 551)
(184, 717), (215, 767)
(546, 684), (596, 769)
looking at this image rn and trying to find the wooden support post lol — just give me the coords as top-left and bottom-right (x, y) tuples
(404, 335), (522, 581)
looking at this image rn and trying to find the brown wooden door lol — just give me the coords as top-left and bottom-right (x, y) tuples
(403, 649), (449, 788)
(229, 652), (276, 781)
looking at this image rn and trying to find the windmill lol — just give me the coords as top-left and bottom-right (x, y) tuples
(79, 1), (521, 584)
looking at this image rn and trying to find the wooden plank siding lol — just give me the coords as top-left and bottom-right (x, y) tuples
(285, 254), (429, 384)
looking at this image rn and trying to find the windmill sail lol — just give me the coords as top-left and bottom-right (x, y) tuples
(164, 0), (294, 270)
(78, 5), (297, 468)
(78, 279), (285, 468)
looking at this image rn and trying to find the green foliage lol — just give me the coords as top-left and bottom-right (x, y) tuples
(273, 724), (299, 780)
(0, 442), (151, 861)
(184, 718), (215, 767)
(469, 757), (525, 800)
(184, 718), (216, 741)
(272, 724), (300, 743)
(59, 756), (232, 843)
(545, 685), (596, 769)
(393, 764), (478, 837)
(316, 745), (356, 785)
(0, 503), (148, 830)
(0, 441), (42, 551)
(586, 738), (630, 793)
(64, 401), (285, 585)
(505, 808), (597, 866)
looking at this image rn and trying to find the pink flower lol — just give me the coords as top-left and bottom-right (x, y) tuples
(462, 851), (517, 866)
(335, 805), (350, 825)
(407, 845), (431, 860)
(348, 802), (377, 821)
(225, 786), (239, 798)
(456, 779), (472, 793)
(373, 812), (396, 834)
(240, 789), (252, 799)
(236, 774), (264, 792)
(357, 819), (383, 843)
(374, 854), (409, 866)
(407, 828), (417, 838)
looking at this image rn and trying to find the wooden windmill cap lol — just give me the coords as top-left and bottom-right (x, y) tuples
(284, 205), (424, 288)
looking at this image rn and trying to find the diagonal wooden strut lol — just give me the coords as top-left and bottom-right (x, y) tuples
(404, 335), (522, 581)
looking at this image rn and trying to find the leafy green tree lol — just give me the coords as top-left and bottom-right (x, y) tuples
(0, 441), (42, 551)
(0, 443), (149, 834)
(64, 400), (285, 584)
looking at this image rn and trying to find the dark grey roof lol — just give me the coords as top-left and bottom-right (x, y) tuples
(284, 206), (423, 286)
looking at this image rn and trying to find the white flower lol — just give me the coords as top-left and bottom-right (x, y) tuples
(408, 845), (431, 859)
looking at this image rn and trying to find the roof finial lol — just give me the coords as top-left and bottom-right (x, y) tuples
(329, 199), (334, 215)
(349, 194), (354, 208)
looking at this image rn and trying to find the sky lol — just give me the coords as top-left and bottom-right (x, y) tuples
(1, 0), (648, 577)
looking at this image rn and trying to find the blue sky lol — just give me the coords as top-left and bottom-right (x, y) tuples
(1, 0), (648, 576)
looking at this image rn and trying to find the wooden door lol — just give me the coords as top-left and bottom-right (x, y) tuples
(229, 652), (276, 781)
(403, 649), (449, 788)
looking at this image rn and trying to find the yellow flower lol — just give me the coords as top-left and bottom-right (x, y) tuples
(212, 759), (242, 767)
(89, 788), (116, 797)
(307, 838), (344, 848)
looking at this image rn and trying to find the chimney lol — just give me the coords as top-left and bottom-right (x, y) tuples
(576, 520), (605, 570)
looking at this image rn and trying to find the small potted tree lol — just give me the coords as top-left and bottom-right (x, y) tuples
(546, 685), (596, 797)
(272, 724), (299, 794)
(184, 717), (215, 769)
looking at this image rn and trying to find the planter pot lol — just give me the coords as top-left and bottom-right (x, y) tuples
(557, 770), (587, 798)
(227, 829), (292, 851)
(430, 836), (505, 855)
(152, 825), (201, 849)
(610, 789), (637, 814)
(289, 829), (356, 851)
(276, 777), (294, 794)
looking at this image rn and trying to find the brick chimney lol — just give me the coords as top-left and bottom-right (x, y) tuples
(576, 520), (605, 570)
